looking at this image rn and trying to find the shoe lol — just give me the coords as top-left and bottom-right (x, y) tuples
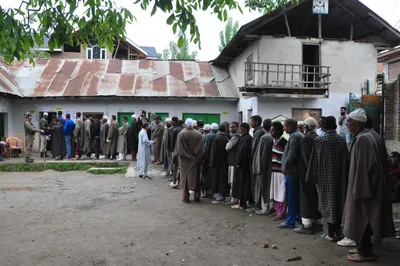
(255, 209), (268, 215)
(144, 176), (152, 180)
(212, 200), (226, 204)
(139, 175), (144, 178)
(230, 198), (238, 205)
(337, 237), (356, 247)
(277, 222), (295, 229)
(200, 194), (213, 199)
(245, 208), (256, 213)
(293, 226), (317, 235)
(25, 159), (34, 163)
(182, 199), (191, 204)
(231, 204), (244, 210)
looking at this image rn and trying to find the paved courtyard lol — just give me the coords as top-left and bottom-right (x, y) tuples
(1, 163), (400, 266)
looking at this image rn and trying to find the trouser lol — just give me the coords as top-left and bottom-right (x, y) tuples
(65, 136), (72, 159)
(356, 224), (373, 257)
(131, 152), (137, 160)
(302, 218), (321, 228)
(39, 135), (47, 153)
(274, 201), (287, 218)
(172, 155), (180, 183)
(327, 222), (341, 238)
(261, 197), (269, 212)
(167, 152), (172, 172)
(25, 135), (34, 159)
(118, 153), (126, 160)
(285, 176), (300, 226)
(88, 138), (100, 158)
(140, 164), (148, 176)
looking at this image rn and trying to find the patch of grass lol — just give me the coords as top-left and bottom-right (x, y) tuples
(0, 162), (127, 172)
(87, 168), (128, 175)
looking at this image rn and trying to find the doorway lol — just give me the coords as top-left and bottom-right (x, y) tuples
(39, 112), (57, 125)
(0, 113), (6, 139)
(118, 113), (134, 126)
(182, 113), (220, 125)
(302, 44), (320, 87)
(83, 112), (104, 120)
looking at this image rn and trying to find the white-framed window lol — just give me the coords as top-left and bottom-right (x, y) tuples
(86, 46), (106, 60)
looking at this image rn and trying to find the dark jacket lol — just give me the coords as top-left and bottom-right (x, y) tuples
(282, 130), (304, 176)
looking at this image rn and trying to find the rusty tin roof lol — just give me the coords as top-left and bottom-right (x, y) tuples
(9, 59), (238, 99)
(0, 61), (23, 97)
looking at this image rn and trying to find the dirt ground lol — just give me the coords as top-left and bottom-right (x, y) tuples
(1, 164), (400, 266)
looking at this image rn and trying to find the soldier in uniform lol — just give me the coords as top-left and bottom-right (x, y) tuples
(39, 113), (49, 158)
(24, 112), (44, 163)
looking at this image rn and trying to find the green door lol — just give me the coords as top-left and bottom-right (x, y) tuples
(182, 113), (220, 125)
(148, 113), (169, 123)
(117, 113), (134, 126)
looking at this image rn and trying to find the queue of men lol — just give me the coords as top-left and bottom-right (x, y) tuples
(152, 108), (394, 263)
(24, 110), (165, 164)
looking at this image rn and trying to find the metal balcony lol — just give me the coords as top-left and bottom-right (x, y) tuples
(242, 62), (331, 97)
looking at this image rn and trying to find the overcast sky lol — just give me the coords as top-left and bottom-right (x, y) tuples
(2, 0), (400, 60)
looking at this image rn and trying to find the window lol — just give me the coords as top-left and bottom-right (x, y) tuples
(86, 46), (106, 60)
(64, 43), (81, 53)
(292, 108), (321, 122)
(247, 54), (254, 81)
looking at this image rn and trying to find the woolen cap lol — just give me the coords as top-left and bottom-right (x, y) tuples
(348, 108), (367, 122)
(185, 118), (194, 127)
(24, 112), (32, 118)
(304, 117), (317, 127)
(204, 124), (211, 130)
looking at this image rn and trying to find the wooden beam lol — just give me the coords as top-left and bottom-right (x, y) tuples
(318, 15), (322, 39)
(244, 34), (259, 39)
(350, 23), (354, 41)
(284, 12), (291, 37)
(368, 12), (400, 38)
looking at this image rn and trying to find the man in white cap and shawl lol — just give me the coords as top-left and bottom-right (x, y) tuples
(173, 118), (203, 203)
(39, 112), (49, 158)
(342, 108), (394, 262)
(294, 117), (322, 234)
(201, 123), (218, 198)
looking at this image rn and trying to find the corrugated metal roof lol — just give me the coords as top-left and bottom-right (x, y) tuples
(0, 62), (23, 97)
(9, 59), (239, 99)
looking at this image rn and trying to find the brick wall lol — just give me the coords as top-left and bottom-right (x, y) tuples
(384, 81), (400, 152)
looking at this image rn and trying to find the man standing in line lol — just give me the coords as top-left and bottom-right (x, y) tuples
(226, 122), (240, 204)
(278, 118), (303, 229)
(174, 118), (204, 203)
(83, 115), (91, 158)
(74, 112), (84, 159)
(209, 124), (230, 204)
(24, 112), (44, 163)
(294, 117), (322, 234)
(250, 115), (265, 209)
(107, 115), (119, 160)
(57, 111), (65, 125)
(339, 107), (350, 145)
(197, 120), (205, 135)
(231, 123), (253, 210)
(89, 117), (101, 160)
(167, 117), (179, 179)
(170, 120), (185, 188)
(63, 114), (76, 160)
(39, 113), (49, 158)
(151, 116), (164, 165)
(117, 117), (129, 161)
(201, 123), (218, 198)
(100, 117), (109, 159)
(48, 118), (64, 160)
(343, 109), (394, 262)
(127, 115), (139, 161)
(138, 122), (153, 180)
(306, 116), (349, 240)
(160, 118), (172, 172)
(253, 119), (274, 215)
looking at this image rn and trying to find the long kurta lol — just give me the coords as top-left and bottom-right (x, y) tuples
(151, 123), (165, 161)
(49, 124), (65, 157)
(137, 128), (152, 167)
(100, 123), (109, 156)
(343, 130), (395, 243)
(174, 128), (203, 191)
(252, 132), (273, 204)
(74, 118), (84, 151)
(107, 121), (119, 156)
(270, 137), (288, 202)
(209, 133), (230, 195)
(202, 132), (216, 191)
(83, 119), (91, 153)
(160, 126), (170, 166)
(306, 131), (349, 224)
(117, 123), (129, 154)
(299, 131), (320, 219)
(232, 133), (253, 206)
(127, 121), (139, 154)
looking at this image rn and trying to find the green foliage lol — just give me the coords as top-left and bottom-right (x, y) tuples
(245, 0), (299, 14)
(0, 162), (126, 172)
(161, 38), (198, 60)
(218, 17), (240, 52)
(30, 49), (51, 59)
(87, 168), (128, 175)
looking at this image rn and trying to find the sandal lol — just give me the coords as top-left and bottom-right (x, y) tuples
(349, 248), (358, 254)
(347, 253), (375, 262)
(272, 216), (285, 221)
(320, 233), (339, 242)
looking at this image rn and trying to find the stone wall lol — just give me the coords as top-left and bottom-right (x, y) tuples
(385, 81), (400, 152)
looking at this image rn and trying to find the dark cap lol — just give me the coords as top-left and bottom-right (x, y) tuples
(24, 112), (32, 118)
(390, 151), (400, 158)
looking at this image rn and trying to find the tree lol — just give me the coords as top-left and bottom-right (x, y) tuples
(161, 39), (198, 60)
(219, 17), (240, 52)
(0, 0), (288, 64)
(245, 0), (298, 14)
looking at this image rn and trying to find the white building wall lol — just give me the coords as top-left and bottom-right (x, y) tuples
(0, 96), (13, 138)
(10, 98), (238, 150)
(228, 36), (377, 122)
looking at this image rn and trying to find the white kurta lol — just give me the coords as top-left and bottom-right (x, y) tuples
(137, 128), (152, 167)
(270, 172), (286, 202)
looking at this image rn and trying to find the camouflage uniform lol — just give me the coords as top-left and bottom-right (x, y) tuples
(24, 120), (40, 162)
(39, 117), (48, 153)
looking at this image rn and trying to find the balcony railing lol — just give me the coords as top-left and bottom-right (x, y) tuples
(244, 62), (331, 94)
